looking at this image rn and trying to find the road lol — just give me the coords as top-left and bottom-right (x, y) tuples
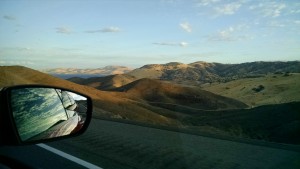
(0, 144), (90, 169)
(48, 118), (300, 169)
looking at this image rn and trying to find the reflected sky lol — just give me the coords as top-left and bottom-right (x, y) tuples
(11, 88), (68, 141)
(68, 92), (87, 101)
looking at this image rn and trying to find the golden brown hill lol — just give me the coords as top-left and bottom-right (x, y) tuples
(43, 66), (133, 76)
(202, 73), (300, 107)
(0, 66), (179, 125)
(2, 66), (299, 145)
(127, 61), (300, 84)
(114, 78), (248, 110)
(68, 74), (137, 90)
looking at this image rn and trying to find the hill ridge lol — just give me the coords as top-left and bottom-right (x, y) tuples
(128, 61), (300, 84)
(113, 78), (248, 110)
(2, 65), (300, 145)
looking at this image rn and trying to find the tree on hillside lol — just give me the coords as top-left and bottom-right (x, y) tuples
(252, 85), (265, 92)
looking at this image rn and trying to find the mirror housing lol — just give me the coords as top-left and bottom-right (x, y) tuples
(0, 85), (92, 145)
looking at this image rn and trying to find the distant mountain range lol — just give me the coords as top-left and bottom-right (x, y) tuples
(42, 66), (133, 79)
(128, 61), (300, 83)
(44, 61), (300, 82)
(68, 61), (300, 90)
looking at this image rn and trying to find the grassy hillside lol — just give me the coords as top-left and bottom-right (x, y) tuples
(126, 61), (300, 84)
(114, 78), (248, 110)
(1, 66), (299, 145)
(68, 74), (137, 90)
(202, 73), (300, 107)
(0, 66), (178, 125)
(182, 102), (300, 144)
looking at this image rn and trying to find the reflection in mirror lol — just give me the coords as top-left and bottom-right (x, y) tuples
(10, 88), (88, 142)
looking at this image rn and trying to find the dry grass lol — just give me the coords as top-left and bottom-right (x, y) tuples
(0, 66), (176, 126)
(202, 73), (300, 107)
(127, 67), (163, 79)
(2, 66), (299, 145)
(182, 102), (300, 144)
(113, 78), (248, 110)
(69, 74), (137, 90)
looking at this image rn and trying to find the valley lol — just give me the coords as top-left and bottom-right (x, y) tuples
(1, 61), (300, 145)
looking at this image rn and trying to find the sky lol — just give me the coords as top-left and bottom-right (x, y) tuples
(0, 0), (300, 69)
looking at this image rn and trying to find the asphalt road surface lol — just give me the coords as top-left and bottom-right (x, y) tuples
(48, 118), (300, 169)
(0, 144), (89, 169)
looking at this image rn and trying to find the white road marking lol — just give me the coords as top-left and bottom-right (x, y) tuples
(37, 143), (103, 169)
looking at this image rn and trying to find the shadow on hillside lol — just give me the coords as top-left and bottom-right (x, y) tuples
(93, 100), (300, 145)
(181, 102), (300, 145)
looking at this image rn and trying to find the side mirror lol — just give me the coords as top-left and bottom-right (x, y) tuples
(0, 85), (92, 145)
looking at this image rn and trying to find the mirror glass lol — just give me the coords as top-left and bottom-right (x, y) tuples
(9, 87), (88, 142)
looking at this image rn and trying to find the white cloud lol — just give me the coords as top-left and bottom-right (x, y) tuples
(214, 2), (242, 16)
(1, 47), (32, 52)
(179, 42), (189, 47)
(153, 41), (188, 47)
(196, 1), (247, 17)
(85, 27), (121, 33)
(56, 27), (72, 34)
(180, 22), (192, 33)
(17, 47), (32, 51)
(3, 15), (16, 21)
(290, 9), (300, 14)
(215, 27), (235, 41)
(196, 0), (220, 6)
(249, 3), (263, 10)
(264, 3), (286, 17)
(101, 27), (121, 32)
(267, 21), (285, 28)
(249, 2), (286, 18)
(294, 20), (300, 25)
(162, 0), (183, 4)
(208, 24), (249, 41)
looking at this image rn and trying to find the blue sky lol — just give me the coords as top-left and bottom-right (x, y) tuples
(1, 0), (300, 69)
